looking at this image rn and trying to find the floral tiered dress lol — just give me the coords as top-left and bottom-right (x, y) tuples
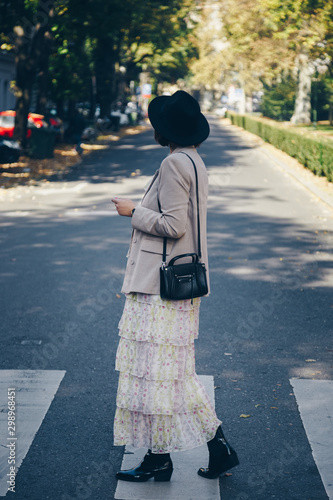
(114, 292), (221, 454)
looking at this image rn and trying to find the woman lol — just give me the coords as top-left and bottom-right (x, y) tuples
(112, 90), (239, 482)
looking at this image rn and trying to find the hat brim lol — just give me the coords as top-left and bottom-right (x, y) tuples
(148, 95), (210, 146)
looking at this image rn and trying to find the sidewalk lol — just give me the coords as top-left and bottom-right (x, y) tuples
(222, 117), (333, 210)
(0, 123), (149, 189)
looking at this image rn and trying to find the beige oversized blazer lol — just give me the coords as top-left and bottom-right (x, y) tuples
(121, 146), (210, 295)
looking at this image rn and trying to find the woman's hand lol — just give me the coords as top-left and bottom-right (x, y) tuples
(112, 197), (136, 217)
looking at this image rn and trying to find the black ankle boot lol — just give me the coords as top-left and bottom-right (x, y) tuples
(198, 426), (239, 479)
(116, 449), (173, 482)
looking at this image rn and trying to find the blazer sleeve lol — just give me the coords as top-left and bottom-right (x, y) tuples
(132, 155), (191, 239)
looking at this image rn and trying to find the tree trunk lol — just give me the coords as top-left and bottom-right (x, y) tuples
(35, 31), (52, 115)
(95, 36), (119, 117)
(291, 49), (312, 125)
(13, 36), (34, 148)
(13, 0), (55, 148)
(89, 75), (97, 120)
(56, 98), (64, 119)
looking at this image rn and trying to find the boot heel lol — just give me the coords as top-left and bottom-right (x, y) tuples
(229, 451), (239, 467)
(220, 450), (239, 474)
(154, 469), (173, 482)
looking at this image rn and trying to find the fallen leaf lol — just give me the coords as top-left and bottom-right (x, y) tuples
(224, 353), (232, 356)
(255, 404), (261, 408)
(224, 472), (233, 477)
(240, 414), (251, 418)
(116, 294), (121, 299)
(270, 407), (279, 409)
(305, 359), (316, 362)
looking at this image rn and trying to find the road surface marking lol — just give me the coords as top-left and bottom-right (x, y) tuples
(290, 378), (333, 499)
(115, 375), (220, 500)
(0, 370), (66, 497)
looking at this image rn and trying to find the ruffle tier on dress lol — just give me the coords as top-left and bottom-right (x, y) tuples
(114, 293), (221, 453)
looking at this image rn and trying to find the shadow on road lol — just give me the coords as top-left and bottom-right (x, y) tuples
(0, 116), (331, 500)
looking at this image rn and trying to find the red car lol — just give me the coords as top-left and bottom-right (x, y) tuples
(0, 110), (47, 138)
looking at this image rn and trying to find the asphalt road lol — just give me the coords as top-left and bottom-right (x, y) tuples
(0, 117), (332, 500)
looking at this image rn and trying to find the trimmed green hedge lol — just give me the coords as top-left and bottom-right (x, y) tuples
(227, 112), (333, 182)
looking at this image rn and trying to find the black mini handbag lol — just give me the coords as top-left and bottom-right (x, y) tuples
(159, 153), (208, 302)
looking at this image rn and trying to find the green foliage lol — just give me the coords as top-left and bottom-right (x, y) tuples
(48, 3), (93, 107)
(1, 0), (197, 117)
(311, 78), (332, 121)
(190, 0), (333, 124)
(228, 112), (333, 181)
(122, 0), (197, 82)
(260, 74), (297, 121)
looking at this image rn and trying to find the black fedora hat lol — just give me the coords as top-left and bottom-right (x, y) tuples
(148, 90), (210, 146)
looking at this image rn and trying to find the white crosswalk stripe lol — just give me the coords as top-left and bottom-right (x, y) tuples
(0, 370), (66, 497)
(290, 378), (333, 500)
(115, 375), (220, 500)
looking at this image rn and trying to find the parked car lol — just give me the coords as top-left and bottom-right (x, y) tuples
(214, 105), (228, 117)
(0, 110), (48, 139)
(45, 110), (64, 141)
(0, 138), (21, 163)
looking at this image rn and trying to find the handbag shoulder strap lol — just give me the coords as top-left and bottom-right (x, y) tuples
(158, 151), (201, 264)
(179, 152), (201, 259)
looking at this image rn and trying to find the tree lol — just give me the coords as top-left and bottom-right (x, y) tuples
(1, 0), (199, 144)
(189, 0), (333, 123)
(49, 0), (198, 117)
(260, 73), (296, 121)
(0, 0), (56, 147)
(119, 0), (198, 97)
(47, 2), (94, 118)
(189, 0), (293, 108)
(259, 0), (333, 124)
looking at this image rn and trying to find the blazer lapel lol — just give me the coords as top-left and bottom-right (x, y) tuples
(141, 169), (159, 202)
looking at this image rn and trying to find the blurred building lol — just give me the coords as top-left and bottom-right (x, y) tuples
(0, 52), (15, 111)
